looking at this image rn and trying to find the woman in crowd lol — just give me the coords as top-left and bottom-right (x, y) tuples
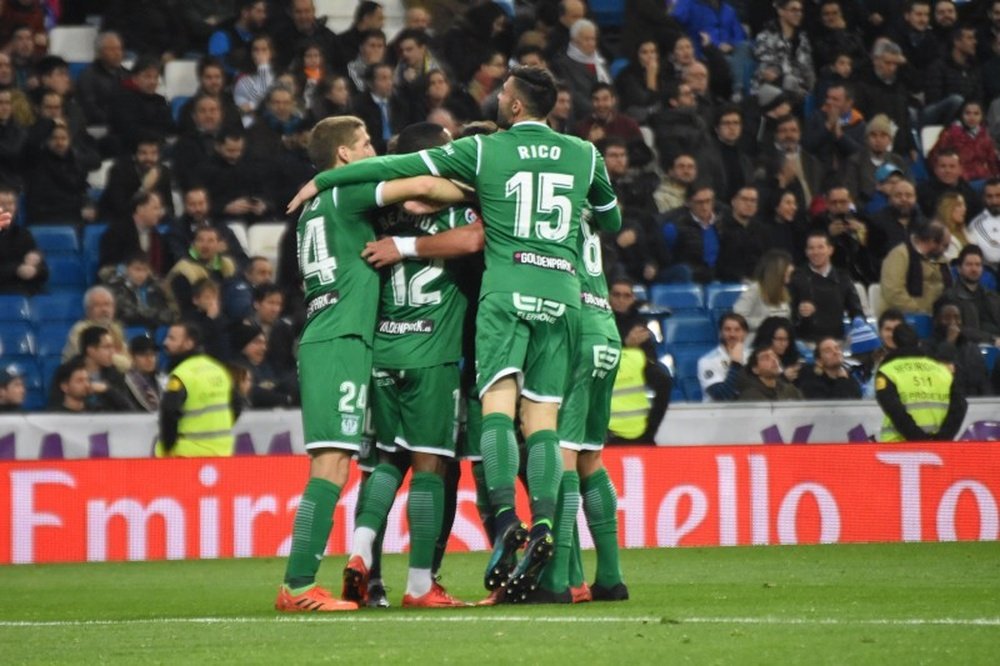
(752, 315), (804, 384)
(935, 192), (969, 262)
(309, 74), (353, 120)
(615, 39), (671, 123)
(734, 249), (794, 337)
(291, 42), (329, 112)
(421, 68), (482, 125)
(234, 35), (278, 127)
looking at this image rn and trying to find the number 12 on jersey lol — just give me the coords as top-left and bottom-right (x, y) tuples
(506, 171), (575, 242)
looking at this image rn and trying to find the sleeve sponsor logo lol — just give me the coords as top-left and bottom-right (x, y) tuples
(581, 291), (611, 311)
(305, 291), (340, 320)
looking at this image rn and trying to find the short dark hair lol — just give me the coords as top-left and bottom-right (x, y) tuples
(364, 62), (392, 83)
(747, 347), (773, 370)
(957, 244), (984, 263)
(934, 147), (960, 163)
(597, 136), (628, 155)
(355, 1), (382, 24)
(396, 27), (428, 47)
(359, 29), (387, 45)
(54, 357), (86, 391)
(949, 23), (976, 47)
(685, 181), (714, 202)
(932, 295), (961, 318)
(252, 282), (282, 303)
(718, 312), (749, 332)
(905, 0), (932, 12)
(806, 228), (833, 245)
(914, 220), (948, 243)
(394, 121), (449, 154)
(130, 190), (160, 214)
(983, 177), (1000, 191)
(506, 66), (558, 117)
(590, 82), (615, 97)
(515, 44), (545, 63)
(196, 55), (224, 77)
(891, 321), (920, 349)
(79, 325), (110, 354)
(878, 307), (905, 329)
(35, 55), (68, 78)
(192, 278), (218, 298)
(131, 54), (160, 76)
(174, 320), (204, 348)
(714, 103), (741, 127)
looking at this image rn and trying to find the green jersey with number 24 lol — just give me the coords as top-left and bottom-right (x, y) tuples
(314, 121), (621, 307)
(297, 182), (383, 345)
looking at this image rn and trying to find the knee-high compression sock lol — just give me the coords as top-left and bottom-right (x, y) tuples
(540, 470), (580, 593)
(582, 468), (624, 587)
(433, 458), (460, 575)
(471, 461), (495, 542)
(524, 430), (562, 531)
(352, 463), (403, 569)
(406, 471), (444, 597)
(480, 413), (519, 527)
(568, 522), (585, 589)
(284, 477), (341, 590)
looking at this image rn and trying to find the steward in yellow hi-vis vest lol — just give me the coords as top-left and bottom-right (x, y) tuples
(608, 347), (651, 440)
(874, 323), (967, 442)
(155, 322), (242, 457)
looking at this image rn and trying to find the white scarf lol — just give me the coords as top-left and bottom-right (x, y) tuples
(566, 42), (610, 83)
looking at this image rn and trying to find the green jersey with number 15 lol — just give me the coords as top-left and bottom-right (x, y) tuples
(371, 204), (478, 368)
(297, 182), (383, 345)
(314, 121), (621, 307)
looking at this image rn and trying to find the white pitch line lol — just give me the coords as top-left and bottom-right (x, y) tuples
(1, 616), (998, 628)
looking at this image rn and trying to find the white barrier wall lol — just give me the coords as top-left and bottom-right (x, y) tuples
(1, 400), (998, 459)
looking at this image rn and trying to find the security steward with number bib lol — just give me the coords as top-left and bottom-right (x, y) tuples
(155, 321), (242, 457)
(875, 322), (967, 442)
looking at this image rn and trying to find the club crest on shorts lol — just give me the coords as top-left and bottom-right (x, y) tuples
(341, 413), (360, 436)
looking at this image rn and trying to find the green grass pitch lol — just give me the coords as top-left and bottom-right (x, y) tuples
(2, 542), (998, 664)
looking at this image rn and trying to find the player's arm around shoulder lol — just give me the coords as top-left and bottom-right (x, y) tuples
(379, 176), (467, 207)
(362, 220), (484, 268)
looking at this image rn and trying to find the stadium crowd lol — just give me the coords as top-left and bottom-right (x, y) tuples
(2, 0), (1000, 416)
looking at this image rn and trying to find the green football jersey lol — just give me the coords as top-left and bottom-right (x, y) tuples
(314, 121), (621, 307)
(297, 183), (381, 345)
(578, 206), (620, 341)
(371, 204), (478, 368)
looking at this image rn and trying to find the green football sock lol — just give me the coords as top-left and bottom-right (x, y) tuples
(540, 470), (579, 593)
(568, 523), (585, 588)
(356, 463), (403, 532)
(582, 468), (624, 587)
(471, 461), (495, 542)
(408, 472), (444, 570)
(433, 459), (460, 575)
(284, 477), (341, 589)
(480, 413), (519, 515)
(525, 430), (562, 529)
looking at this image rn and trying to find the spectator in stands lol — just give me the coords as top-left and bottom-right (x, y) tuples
(23, 119), (94, 225)
(751, 0), (815, 107)
(551, 19), (611, 126)
(188, 278), (232, 362)
(107, 56), (174, 158)
(860, 307), (906, 387)
(702, 104), (754, 203)
(62, 286), (130, 371)
(0, 185), (47, 294)
(223, 255), (274, 321)
(855, 40), (917, 159)
(967, 179), (1000, 269)
(982, 23), (1000, 106)
(681, 61), (719, 117)
(615, 39), (671, 125)
(925, 296), (992, 395)
(918, 149), (983, 223)
(818, 185), (878, 285)
(929, 101), (1000, 185)
(931, 0), (959, 48)
(49, 358), (91, 413)
(106, 252), (176, 331)
(543, 0), (586, 62)
(75, 31), (127, 127)
(174, 96), (226, 192)
(0, 53), (33, 130)
(608, 278), (672, 441)
(166, 224), (238, 319)
(811, 0), (868, 73)
(393, 29), (444, 98)
(881, 220), (953, 314)
(0, 87), (27, 188)
(698, 312), (749, 401)
(31, 57), (87, 140)
(803, 82), (865, 177)
(209, 0), (268, 77)
(654, 152), (698, 215)
(762, 189), (808, 263)
(789, 229), (865, 341)
(942, 245), (1000, 344)
(196, 130), (271, 224)
(924, 25), (982, 123)
(166, 187), (249, 272)
(716, 186), (767, 282)
(757, 114), (825, 212)
(27, 86), (100, 171)
(247, 282), (296, 382)
(233, 35), (277, 128)
(574, 82), (642, 147)
(355, 63), (412, 155)
(178, 1), (236, 52)
(98, 191), (169, 277)
(977, 0), (1000, 64)
(870, 178), (926, 262)
(98, 133), (174, 224)
(271, 0), (347, 75)
(649, 79), (710, 175)
(844, 114), (909, 210)
(739, 347), (803, 401)
(346, 29), (387, 95)
(889, 0), (943, 111)
(752, 315), (804, 382)
(101, 0), (186, 61)
(935, 191), (969, 261)
(177, 57), (243, 137)
(339, 2), (385, 68)
(797, 336), (863, 398)
(123, 334), (162, 412)
(310, 74), (355, 120)
(734, 249), (794, 336)
(667, 34), (732, 104)
(0, 364), (26, 412)
(289, 42), (330, 111)
(439, 2), (511, 87)
(77, 325), (135, 412)
(245, 85), (305, 161)
(670, 182), (723, 283)
(671, 0), (749, 89)
(231, 321), (297, 407)
(865, 163), (907, 217)
(417, 69), (482, 125)
(5, 25), (39, 90)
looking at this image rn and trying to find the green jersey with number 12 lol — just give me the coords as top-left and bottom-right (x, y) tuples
(297, 182), (382, 345)
(314, 121), (620, 307)
(371, 204), (478, 368)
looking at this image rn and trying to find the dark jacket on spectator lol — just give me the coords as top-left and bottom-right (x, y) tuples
(796, 363), (863, 399)
(106, 272), (176, 329)
(924, 53), (984, 106)
(108, 85), (175, 155)
(917, 176), (983, 223)
(869, 204), (927, 263)
(942, 280), (1000, 345)
(98, 158), (175, 223)
(924, 332), (992, 396)
(0, 114), (27, 188)
(353, 90), (414, 156)
(0, 225), (48, 294)
(76, 61), (128, 125)
(715, 212), (767, 283)
(98, 222), (168, 275)
(788, 263), (864, 341)
(24, 145), (89, 224)
(854, 63), (917, 156)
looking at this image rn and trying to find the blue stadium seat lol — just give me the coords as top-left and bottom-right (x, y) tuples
(31, 225), (80, 255)
(672, 345), (715, 380)
(904, 313), (932, 339)
(649, 284), (705, 312)
(632, 283), (648, 303)
(68, 61), (89, 82)
(664, 314), (716, 347)
(0, 322), (36, 358)
(0, 295), (31, 322)
(680, 376), (703, 401)
(31, 293), (84, 324)
(705, 282), (748, 321)
(6, 360), (43, 391)
(35, 324), (72, 357)
(81, 223), (107, 285)
(22, 388), (46, 411)
(40, 354), (64, 393)
(46, 256), (86, 291)
(171, 96), (191, 123)
(124, 325), (152, 343)
(982, 346), (998, 374)
(590, 0), (624, 27)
